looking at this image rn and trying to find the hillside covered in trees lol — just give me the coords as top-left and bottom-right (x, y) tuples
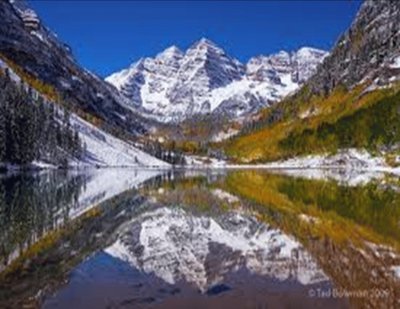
(224, 0), (400, 164)
(0, 69), (83, 168)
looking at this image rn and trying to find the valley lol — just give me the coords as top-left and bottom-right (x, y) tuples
(1, 1), (400, 308)
(1, 0), (400, 171)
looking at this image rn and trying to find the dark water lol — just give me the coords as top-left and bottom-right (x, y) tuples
(0, 168), (399, 308)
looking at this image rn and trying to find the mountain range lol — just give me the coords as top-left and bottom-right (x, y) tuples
(106, 207), (327, 291)
(106, 39), (327, 122)
(0, 0), (169, 167)
(1, 0), (400, 168)
(226, 0), (400, 164)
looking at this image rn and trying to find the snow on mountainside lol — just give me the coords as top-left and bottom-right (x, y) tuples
(106, 207), (328, 291)
(0, 51), (168, 168)
(2, 0), (151, 137)
(106, 39), (327, 123)
(70, 169), (164, 219)
(70, 114), (169, 167)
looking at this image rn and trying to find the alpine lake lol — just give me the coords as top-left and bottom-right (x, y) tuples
(0, 167), (399, 309)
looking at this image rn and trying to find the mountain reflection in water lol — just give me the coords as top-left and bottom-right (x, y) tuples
(0, 168), (399, 308)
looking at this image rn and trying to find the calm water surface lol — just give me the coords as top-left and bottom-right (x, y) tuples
(0, 168), (399, 309)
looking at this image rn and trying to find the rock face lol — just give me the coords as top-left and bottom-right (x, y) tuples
(0, 0), (149, 135)
(247, 47), (326, 85)
(308, 0), (400, 95)
(106, 207), (328, 291)
(107, 39), (327, 123)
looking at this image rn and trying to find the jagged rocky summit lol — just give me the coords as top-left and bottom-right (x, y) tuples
(106, 38), (327, 123)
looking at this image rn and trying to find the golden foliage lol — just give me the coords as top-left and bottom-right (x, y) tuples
(225, 84), (399, 163)
(223, 171), (400, 249)
(0, 53), (60, 102)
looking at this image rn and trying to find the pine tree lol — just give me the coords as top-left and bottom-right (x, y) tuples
(36, 97), (47, 159)
(73, 131), (82, 158)
(0, 70), (82, 166)
(0, 92), (6, 161)
(6, 85), (20, 162)
(13, 89), (37, 164)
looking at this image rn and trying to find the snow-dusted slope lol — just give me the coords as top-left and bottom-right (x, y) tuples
(106, 207), (328, 291)
(106, 39), (327, 122)
(70, 114), (169, 167)
(247, 47), (328, 85)
(70, 169), (165, 219)
(2, 0), (151, 138)
(0, 51), (168, 168)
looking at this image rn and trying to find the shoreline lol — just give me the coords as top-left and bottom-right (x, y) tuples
(1, 163), (399, 176)
(2, 148), (400, 177)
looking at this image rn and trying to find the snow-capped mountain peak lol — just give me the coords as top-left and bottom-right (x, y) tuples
(246, 47), (327, 83)
(292, 47), (328, 83)
(131, 58), (146, 69)
(155, 47), (183, 67)
(156, 45), (183, 59)
(189, 37), (223, 52)
(106, 39), (327, 123)
(106, 207), (328, 291)
(296, 46), (326, 58)
(169, 38), (245, 113)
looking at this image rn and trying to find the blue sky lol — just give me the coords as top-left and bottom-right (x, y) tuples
(29, 0), (362, 77)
